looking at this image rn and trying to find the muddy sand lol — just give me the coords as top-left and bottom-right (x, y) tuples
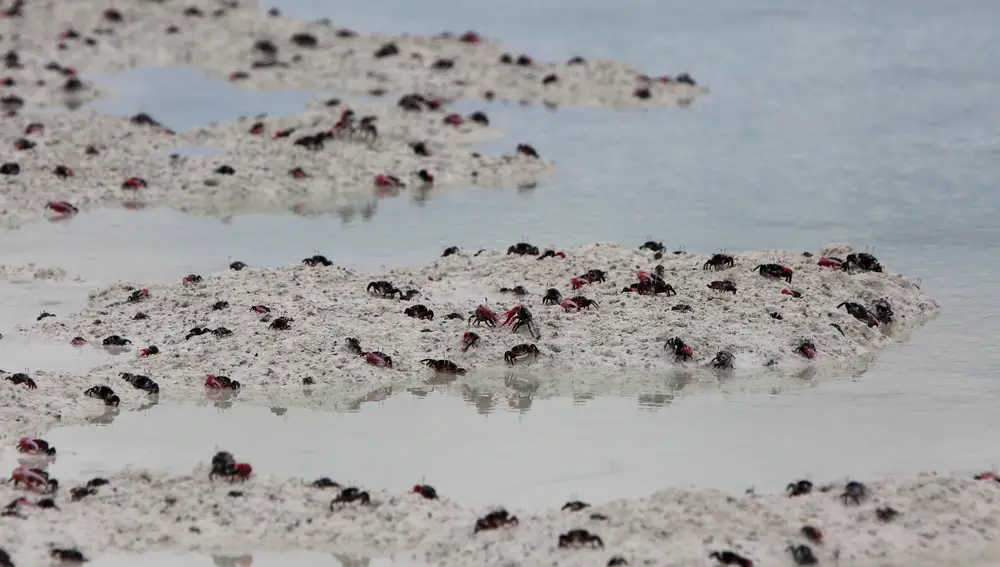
(1, 463), (998, 567)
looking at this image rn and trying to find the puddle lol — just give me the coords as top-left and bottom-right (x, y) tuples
(90, 551), (424, 567)
(84, 67), (320, 131)
(20, 384), (998, 509)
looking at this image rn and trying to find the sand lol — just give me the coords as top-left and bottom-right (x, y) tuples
(5, 0), (705, 109)
(0, 0), (705, 227)
(3, 243), (936, 440)
(2, 464), (1000, 567)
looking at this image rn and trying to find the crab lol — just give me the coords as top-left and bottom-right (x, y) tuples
(872, 298), (893, 324)
(205, 375), (241, 390)
(212, 327), (232, 338)
(404, 304), (434, 320)
(801, 525), (823, 544)
(345, 337), (364, 355)
(121, 373), (159, 395)
(250, 304), (271, 314)
(311, 477), (341, 489)
(212, 301), (230, 310)
(560, 296), (599, 312)
(209, 452), (252, 482)
(876, 506), (900, 522)
(752, 263), (793, 283)
(17, 438), (56, 456)
(542, 288), (562, 305)
(703, 253), (735, 270)
(841, 480), (867, 505)
(781, 288), (803, 298)
(787, 479), (813, 497)
(84, 385), (120, 406)
(708, 280), (737, 294)
(362, 351), (393, 368)
(640, 241), (666, 253)
(420, 359), (467, 375)
(442, 246), (461, 257)
(499, 285), (529, 296)
(102, 335), (131, 346)
(818, 256), (843, 269)
(843, 252), (882, 273)
(500, 305), (540, 338)
(303, 254), (333, 267)
(665, 337), (694, 362)
(507, 242), (539, 256)
(139, 345), (160, 357)
(183, 274), (203, 284)
(562, 500), (590, 512)
(795, 339), (817, 359)
(412, 484), (438, 499)
(838, 301), (880, 327)
(468, 302), (499, 327)
(538, 249), (566, 260)
(331, 486), (371, 507)
(5, 372), (36, 389)
(269, 316), (293, 330)
(8, 466), (57, 493)
(709, 551), (753, 567)
(461, 331), (480, 352)
(558, 529), (604, 548)
(710, 350), (734, 369)
(186, 327), (211, 340)
(635, 271), (677, 295)
(786, 544), (817, 566)
(572, 269), (607, 289)
(474, 508), (519, 533)
(367, 280), (401, 298)
(230, 261), (248, 271)
(127, 289), (150, 302)
(71, 486), (97, 501)
(51, 549), (87, 563)
(504, 343), (540, 365)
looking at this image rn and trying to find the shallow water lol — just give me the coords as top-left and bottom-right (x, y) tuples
(2, 0), (1000, 520)
(90, 551), (424, 567)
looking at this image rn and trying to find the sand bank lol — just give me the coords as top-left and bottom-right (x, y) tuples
(1, 464), (998, 567)
(5, 0), (705, 111)
(11, 242), (936, 398)
(0, 102), (553, 228)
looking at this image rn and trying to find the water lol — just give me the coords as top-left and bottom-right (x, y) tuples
(1, 0), (999, 518)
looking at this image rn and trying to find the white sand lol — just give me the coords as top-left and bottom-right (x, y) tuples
(7, 0), (705, 109)
(4, 243), (936, 437)
(2, 465), (1000, 567)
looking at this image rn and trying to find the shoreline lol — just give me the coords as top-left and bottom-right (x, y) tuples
(3, 242), (937, 444)
(1, 464), (998, 567)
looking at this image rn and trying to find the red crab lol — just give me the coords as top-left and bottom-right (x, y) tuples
(70, 337), (86, 346)
(17, 438), (56, 456)
(249, 122), (265, 135)
(469, 303), (499, 327)
(228, 463), (253, 482)
(9, 466), (56, 493)
(139, 346), (159, 357)
(375, 174), (404, 190)
(818, 257), (843, 269)
(363, 351), (393, 368)
(461, 331), (480, 351)
(273, 127), (295, 139)
(46, 201), (78, 215)
(444, 114), (464, 126)
(560, 298), (580, 312)
(24, 122), (44, 134)
(458, 31), (481, 43)
(122, 177), (147, 189)
(781, 288), (802, 298)
(250, 305), (270, 314)
(570, 277), (590, 290)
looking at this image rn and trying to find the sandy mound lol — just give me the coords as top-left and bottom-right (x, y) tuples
(13, 242), (936, 388)
(0, 102), (553, 227)
(4, 0), (705, 110)
(0, 464), (997, 567)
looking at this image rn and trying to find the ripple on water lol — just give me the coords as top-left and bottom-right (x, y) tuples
(15, 383), (997, 510)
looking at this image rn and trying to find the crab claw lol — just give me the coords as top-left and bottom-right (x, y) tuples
(205, 375), (224, 389)
(570, 277), (588, 290)
(70, 337), (86, 346)
(17, 438), (38, 453)
(800, 346), (816, 359)
(637, 271), (652, 283)
(559, 298), (579, 312)
(500, 305), (522, 327)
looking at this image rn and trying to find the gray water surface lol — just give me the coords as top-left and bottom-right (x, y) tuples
(2, 0), (999, 510)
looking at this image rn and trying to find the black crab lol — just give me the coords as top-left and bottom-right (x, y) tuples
(474, 508), (519, 533)
(837, 301), (880, 328)
(330, 486), (371, 508)
(703, 253), (735, 270)
(752, 263), (793, 283)
(558, 529), (604, 548)
(84, 385), (120, 406)
(504, 343), (539, 365)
